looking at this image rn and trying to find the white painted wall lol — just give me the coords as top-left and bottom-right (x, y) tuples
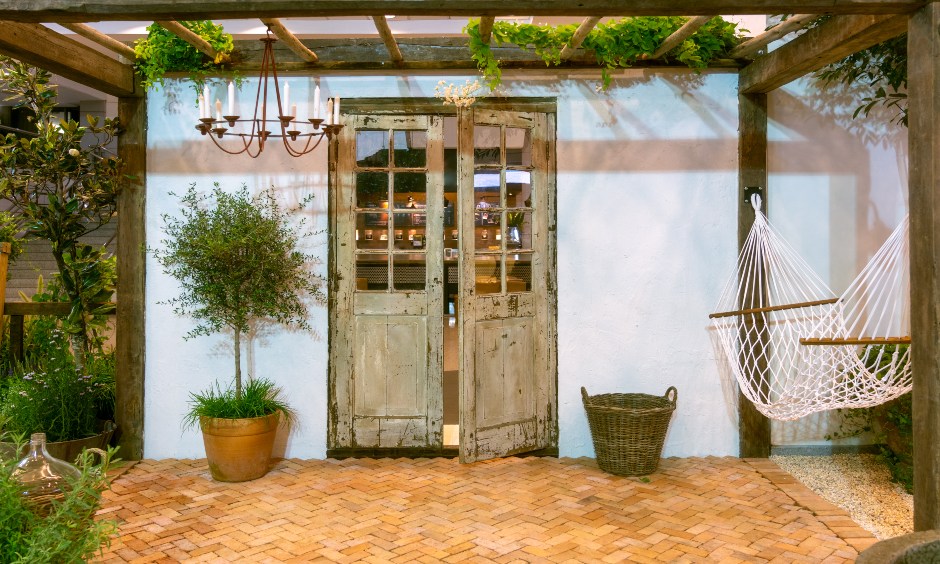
(767, 77), (908, 447)
(144, 69), (741, 459)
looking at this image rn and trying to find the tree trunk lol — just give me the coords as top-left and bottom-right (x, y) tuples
(234, 328), (242, 400)
(50, 242), (90, 368)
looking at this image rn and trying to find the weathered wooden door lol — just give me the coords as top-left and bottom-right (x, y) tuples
(330, 114), (445, 450)
(458, 108), (557, 462)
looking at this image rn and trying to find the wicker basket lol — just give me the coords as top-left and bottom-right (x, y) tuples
(581, 386), (677, 476)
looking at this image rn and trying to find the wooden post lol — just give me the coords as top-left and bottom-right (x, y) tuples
(9, 315), (23, 364)
(737, 92), (770, 458)
(116, 95), (147, 461)
(908, 2), (940, 531)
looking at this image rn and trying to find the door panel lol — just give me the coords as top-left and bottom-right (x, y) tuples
(353, 316), (427, 417)
(330, 113), (444, 451)
(354, 293), (429, 316)
(475, 318), (535, 429)
(459, 107), (557, 463)
(352, 315), (429, 447)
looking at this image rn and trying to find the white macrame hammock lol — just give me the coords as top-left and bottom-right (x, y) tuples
(710, 196), (912, 420)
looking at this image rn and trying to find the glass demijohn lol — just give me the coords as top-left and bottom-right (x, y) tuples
(10, 432), (81, 516)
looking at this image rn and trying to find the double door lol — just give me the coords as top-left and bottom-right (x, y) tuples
(329, 104), (556, 462)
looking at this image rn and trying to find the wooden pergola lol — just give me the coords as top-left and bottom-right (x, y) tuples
(0, 0), (937, 531)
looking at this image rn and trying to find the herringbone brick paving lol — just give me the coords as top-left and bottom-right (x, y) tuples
(95, 456), (877, 563)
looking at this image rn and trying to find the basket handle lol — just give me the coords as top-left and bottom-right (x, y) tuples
(664, 386), (678, 404)
(580, 387), (589, 403)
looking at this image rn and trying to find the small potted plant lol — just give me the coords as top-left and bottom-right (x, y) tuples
(152, 183), (323, 482)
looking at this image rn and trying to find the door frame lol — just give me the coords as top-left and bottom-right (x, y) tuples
(327, 98), (558, 458)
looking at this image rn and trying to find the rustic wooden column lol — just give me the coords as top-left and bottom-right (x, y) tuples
(908, 1), (940, 531)
(116, 94), (147, 461)
(737, 92), (771, 458)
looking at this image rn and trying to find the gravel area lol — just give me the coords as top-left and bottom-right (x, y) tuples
(771, 453), (913, 540)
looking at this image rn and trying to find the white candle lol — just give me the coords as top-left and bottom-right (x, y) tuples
(198, 94), (207, 119)
(326, 99), (333, 125)
(333, 96), (341, 123)
(291, 104), (297, 119)
(203, 84), (210, 117)
(227, 81), (235, 115)
(215, 99), (222, 121)
(282, 82), (290, 116)
(313, 84), (320, 119)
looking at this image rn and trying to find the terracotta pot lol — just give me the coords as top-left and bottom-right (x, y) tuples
(199, 412), (280, 482)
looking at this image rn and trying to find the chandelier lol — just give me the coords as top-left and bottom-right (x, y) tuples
(195, 28), (342, 157)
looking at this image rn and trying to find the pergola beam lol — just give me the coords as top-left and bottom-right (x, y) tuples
(0, 20), (138, 97)
(0, 1), (924, 22)
(155, 20), (218, 59)
(648, 15), (713, 59)
(478, 16), (495, 44)
(739, 13), (909, 94)
(371, 16), (404, 65)
(729, 14), (819, 59)
(61, 22), (137, 60)
(223, 37), (742, 71)
(559, 17), (602, 61)
(261, 17), (319, 63)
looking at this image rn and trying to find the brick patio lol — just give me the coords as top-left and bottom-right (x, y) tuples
(95, 456), (877, 563)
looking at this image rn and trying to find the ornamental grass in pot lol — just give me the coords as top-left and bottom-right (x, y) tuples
(153, 183), (322, 482)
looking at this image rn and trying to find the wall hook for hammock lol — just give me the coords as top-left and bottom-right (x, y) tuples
(744, 186), (763, 206)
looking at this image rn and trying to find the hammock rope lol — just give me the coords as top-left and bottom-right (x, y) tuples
(710, 196), (912, 420)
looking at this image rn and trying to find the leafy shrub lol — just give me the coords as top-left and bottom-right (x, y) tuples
(0, 349), (115, 442)
(27, 273), (115, 361)
(0, 57), (120, 363)
(0, 436), (117, 562)
(0, 275), (115, 384)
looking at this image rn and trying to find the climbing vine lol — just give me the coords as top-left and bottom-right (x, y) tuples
(133, 20), (236, 91)
(466, 17), (742, 90)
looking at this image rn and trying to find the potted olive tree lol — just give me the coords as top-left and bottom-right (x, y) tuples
(152, 183), (323, 482)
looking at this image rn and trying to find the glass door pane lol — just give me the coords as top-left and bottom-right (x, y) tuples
(472, 122), (533, 295)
